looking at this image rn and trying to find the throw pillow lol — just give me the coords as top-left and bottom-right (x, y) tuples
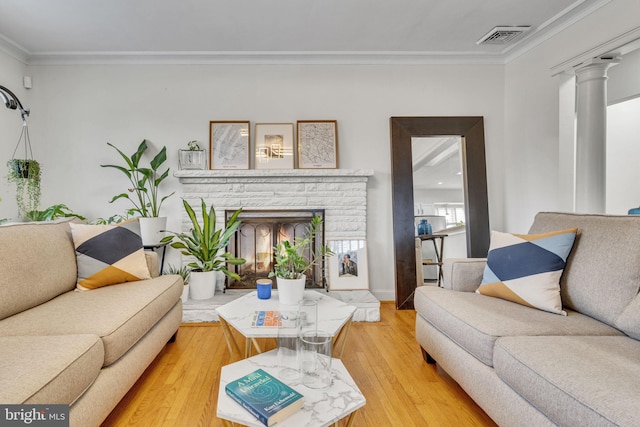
(70, 220), (151, 290)
(477, 227), (578, 315)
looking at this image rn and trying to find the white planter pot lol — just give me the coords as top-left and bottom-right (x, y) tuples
(277, 275), (306, 306)
(139, 217), (167, 246)
(181, 284), (190, 303)
(189, 271), (216, 300)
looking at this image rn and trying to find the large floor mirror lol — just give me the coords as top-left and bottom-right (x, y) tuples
(391, 117), (490, 309)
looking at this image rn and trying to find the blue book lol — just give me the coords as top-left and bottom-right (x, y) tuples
(225, 369), (304, 426)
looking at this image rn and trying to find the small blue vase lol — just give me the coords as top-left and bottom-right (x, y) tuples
(629, 207), (640, 215)
(417, 219), (432, 235)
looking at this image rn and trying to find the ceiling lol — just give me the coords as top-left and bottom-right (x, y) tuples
(0, 0), (609, 64)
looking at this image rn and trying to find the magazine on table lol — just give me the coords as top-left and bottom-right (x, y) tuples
(251, 310), (298, 328)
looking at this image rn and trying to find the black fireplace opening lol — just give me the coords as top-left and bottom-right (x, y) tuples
(224, 209), (326, 290)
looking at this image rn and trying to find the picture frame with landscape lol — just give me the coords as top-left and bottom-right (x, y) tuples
(254, 123), (294, 170)
(210, 121), (250, 169)
(297, 120), (338, 169)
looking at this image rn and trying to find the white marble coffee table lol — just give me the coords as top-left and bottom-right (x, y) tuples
(216, 290), (356, 361)
(217, 349), (365, 427)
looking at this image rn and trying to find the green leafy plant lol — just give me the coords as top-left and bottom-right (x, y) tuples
(161, 199), (246, 279)
(6, 159), (41, 219)
(187, 140), (201, 150)
(101, 140), (175, 217)
(94, 213), (131, 225)
(269, 216), (334, 280)
(164, 264), (191, 285)
(26, 203), (86, 222)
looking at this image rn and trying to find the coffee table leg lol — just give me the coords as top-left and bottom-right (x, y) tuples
(344, 409), (359, 427)
(333, 316), (353, 358)
(219, 317), (243, 361)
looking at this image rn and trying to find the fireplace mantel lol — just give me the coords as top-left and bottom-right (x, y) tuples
(174, 168), (374, 182)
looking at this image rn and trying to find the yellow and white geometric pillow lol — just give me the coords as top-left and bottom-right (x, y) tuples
(477, 228), (577, 315)
(70, 220), (151, 290)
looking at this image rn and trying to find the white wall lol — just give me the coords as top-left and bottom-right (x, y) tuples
(0, 50), (28, 219)
(503, 0), (640, 232)
(5, 63), (505, 301)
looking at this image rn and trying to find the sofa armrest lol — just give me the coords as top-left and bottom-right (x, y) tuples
(144, 251), (159, 278)
(441, 258), (486, 292)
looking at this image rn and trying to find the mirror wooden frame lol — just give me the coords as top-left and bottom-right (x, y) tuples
(390, 117), (490, 309)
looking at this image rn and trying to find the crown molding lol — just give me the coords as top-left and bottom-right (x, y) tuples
(22, 50), (508, 66)
(0, 34), (30, 64)
(505, 0), (612, 63)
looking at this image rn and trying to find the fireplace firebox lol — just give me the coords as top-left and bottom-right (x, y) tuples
(224, 209), (326, 290)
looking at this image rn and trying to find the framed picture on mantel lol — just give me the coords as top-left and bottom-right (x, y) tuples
(297, 120), (338, 169)
(254, 123), (294, 170)
(210, 121), (250, 169)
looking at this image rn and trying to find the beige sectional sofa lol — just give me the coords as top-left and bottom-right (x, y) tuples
(416, 212), (640, 426)
(0, 219), (183, 426)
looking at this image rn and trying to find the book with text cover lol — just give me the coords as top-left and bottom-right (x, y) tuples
(225, 369), (305, 426)
(251, 311), (297, 328)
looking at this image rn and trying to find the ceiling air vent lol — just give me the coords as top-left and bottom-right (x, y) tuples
(477, 26), (531, 45)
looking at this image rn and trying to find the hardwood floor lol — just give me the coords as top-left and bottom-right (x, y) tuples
(102, 302), (497, 426)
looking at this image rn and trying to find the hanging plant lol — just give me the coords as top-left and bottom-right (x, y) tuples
(6, 119), (41, 220)
(6, 159), (41, 218)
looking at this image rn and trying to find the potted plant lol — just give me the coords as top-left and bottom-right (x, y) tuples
(6, 158), (41, 220)
(25, 203), (86, 222)
(101, 140), (175, 245)
(178, 140), (206, 170)
(165, 264), (191, 303)
(268, 216), (334, 305)
(161, 198), (245, 300)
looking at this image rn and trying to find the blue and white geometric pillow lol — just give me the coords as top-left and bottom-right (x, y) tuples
(477, 228), (578, 315)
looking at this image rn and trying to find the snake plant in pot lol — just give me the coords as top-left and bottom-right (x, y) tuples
(161, 198), (245, 300)
(268, 215), (334, 305)
(101, 139), (175, 245)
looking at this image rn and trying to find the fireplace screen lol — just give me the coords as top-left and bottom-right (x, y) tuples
(225, 209), (326, 290)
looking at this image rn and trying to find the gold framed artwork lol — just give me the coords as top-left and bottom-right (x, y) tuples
(209, 121), (250, 169)
(327, 239), (369, 290)
(254, 123), (294, 170)
(296, 120), (338, 169)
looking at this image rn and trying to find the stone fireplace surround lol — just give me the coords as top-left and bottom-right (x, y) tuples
(174, 168), (380, 322)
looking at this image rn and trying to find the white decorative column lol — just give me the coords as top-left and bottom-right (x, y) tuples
(574, 58), (618, 213)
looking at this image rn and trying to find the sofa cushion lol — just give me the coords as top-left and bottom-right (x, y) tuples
(0, 335), (103, 405)
(494, 336), (640, 427)
(0, 275), (182, 366)
(529, 212), (640, 326)
(0, 220), (78, 320)
(477, 228), (577, 315)
(70, 220), (151, 290)
(414, 285), (623, 367)
(615, 293), (640, 340)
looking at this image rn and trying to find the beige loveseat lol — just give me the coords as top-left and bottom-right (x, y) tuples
(416, 212), (640, 426)
(0, 219), (183, 426)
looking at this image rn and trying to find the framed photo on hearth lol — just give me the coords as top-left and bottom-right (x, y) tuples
(210, 121), (250, 169)
(327, 239), (369, 290)
(297, 120), (338, 169)
(254, 123), (294, 169)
